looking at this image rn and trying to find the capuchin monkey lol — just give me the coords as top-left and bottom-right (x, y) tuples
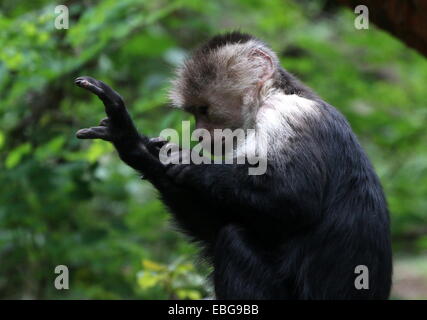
(75, 32), (392, 299)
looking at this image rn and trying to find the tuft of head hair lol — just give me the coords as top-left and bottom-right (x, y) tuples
(197, 31), (255, 54)
(168, 32), (280, 111)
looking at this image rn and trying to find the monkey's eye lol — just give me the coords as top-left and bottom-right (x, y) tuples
(198, 106), (209, 116)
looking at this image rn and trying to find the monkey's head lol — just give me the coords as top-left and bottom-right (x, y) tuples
(169, 32), (280, 144)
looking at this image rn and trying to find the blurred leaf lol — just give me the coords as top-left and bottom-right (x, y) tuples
(5, 143), (31, 169)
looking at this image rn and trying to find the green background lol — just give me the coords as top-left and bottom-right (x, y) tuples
(0, 0), (426, 299)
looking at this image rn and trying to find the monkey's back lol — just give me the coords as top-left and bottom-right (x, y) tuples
(279, 102), (392, 299)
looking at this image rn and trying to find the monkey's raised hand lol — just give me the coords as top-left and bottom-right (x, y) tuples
(75, 76), (140, 142)
(74, 76), (172, 179)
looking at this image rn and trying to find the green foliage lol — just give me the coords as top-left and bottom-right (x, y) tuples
(137, 258), (208, 299)
(0, 0), (426, 299)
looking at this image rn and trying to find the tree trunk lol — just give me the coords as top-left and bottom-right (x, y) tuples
(337, 0), (427, 57)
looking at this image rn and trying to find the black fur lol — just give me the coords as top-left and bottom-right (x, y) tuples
(198, 31), (254, 54)
(75, 34), (392, 299)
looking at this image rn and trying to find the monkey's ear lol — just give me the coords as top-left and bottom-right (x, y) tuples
(250, 48), (275, 84)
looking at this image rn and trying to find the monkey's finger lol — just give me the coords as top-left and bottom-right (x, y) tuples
(147, 138), (173, 158)
(75, 76), (125, 110)
(151, 136), (168, 144)
(74, 76), (137, 132)
(147, 137), (169, 151)
(76, 126), (112, 141)
(99, 117), (110, 126)
(75, 77), (105, 97)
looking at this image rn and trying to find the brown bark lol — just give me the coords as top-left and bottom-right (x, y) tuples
(336, 0), (427, 57)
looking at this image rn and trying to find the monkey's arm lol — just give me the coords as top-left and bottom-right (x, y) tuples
(74, 77), (224, 242)
(165, 161), (323, 224)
